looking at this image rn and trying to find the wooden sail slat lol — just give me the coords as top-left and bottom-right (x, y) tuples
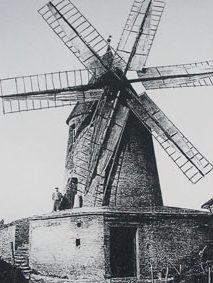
(66, 100), (106, 194)
(1, 85), (102, 113)
(93, 105), (129, 179)
(92, 105), (129, 205)
(126, 92), (213, 183)
(137, 60), (213, 89)
(82, 89), (128, 195)
(38, 0), (124, 74)
(115, 0), (165, 71)
(86, 98), (116, 188)
(0, 68), (98, 97)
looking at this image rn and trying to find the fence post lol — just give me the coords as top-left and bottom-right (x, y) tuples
(165, 267), (169, 282)
(10, 242), (15, 265)
(150, 263), (154, 283)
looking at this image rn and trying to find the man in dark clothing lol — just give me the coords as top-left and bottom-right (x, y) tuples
(59, 193), (70, 210)
(59, 178), (78, 210)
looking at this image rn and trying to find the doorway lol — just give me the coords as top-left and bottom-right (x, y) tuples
(110, 227), (137, 278)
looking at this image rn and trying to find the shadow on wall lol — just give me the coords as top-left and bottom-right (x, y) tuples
(0, 259), (28, 283)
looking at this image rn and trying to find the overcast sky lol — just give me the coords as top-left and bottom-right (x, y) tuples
(0, 0), (213, 223)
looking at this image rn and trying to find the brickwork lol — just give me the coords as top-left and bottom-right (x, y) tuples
(29, 213), (105, 281)
(28, 207), (213, 282)
(0, 224), (16, 263)
(109, 114), (162, 207)
(103, 208), (213, 279)
(64, 109), (162, 208)
(137, 217), (213, 276)
(15, 219), (30, 249)
(0, 218), (30, 264)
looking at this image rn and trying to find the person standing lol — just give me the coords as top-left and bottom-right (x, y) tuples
(52, 187), (62, 212)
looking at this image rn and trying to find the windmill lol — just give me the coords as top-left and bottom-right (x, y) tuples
(0, 0), (213, 208)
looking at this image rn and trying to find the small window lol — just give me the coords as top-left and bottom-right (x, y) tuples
(76, 221), (82, 228)
(76, 238), (81, 247)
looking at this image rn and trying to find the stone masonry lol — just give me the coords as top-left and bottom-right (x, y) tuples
(28, 207), (213, 282)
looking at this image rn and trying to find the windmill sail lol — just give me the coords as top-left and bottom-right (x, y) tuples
(89, 104), (129, 204)
(85, 93), (123, 191)
(115, 0), (165, 72)
(136, 60), (213, 89)
(0, 69), (102, 113)
(126, 92), (213, 183)
(65, 97), (113, 194)
(66, 97), (129, 200)
(39, 0), (124, 74)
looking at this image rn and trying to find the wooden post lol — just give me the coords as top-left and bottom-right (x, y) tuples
(150, 263), (154, 283)
(165, 267), (169, 282)
(10, 242), (15, 265)
(208, 266), (211, 283)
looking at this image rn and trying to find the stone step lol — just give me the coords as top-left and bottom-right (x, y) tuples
(14, 256), (27, 261)
(15, 252), (28, 256)
(18, 244), (29, 250)
(14, 244), (31, 279)
(15, 263), (29, 269)
(16, 246), (29, 252)
(14, 255), (28, 260)
(19, 266), (31, 272)
(16, 261), (28, 267)
(15, 249), (29, 254)
(15, 257), (28, 262)
(15, 251), (28, 255)
(15, 259), (25, 263)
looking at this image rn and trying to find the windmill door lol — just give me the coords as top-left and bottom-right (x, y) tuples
(110, 227), (137, 278)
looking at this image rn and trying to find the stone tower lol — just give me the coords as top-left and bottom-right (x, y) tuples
(64, 101), (163, 208)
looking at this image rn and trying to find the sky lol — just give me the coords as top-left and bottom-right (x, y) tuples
(0, 0), (213, 223)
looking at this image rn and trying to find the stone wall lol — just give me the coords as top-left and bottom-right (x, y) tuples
(109, 115), (163, 208)
(28, 208), (213, 282)
(139, 217), (213, 272)
(64, 106), (163, 209)
(0, 224), (16, 263)
(29, 213), (105, 281)
(104, 208), (213, 279)
(15, 218), (30, 249)
(0, 218), (30, 263)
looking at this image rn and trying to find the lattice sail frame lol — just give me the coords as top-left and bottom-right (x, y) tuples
(39, 0), (125, 73)
(126, 92), (212, 184)
(0, 68), (103, 113)
(0, 0), (213, 188)
(115, 0), (165, 72)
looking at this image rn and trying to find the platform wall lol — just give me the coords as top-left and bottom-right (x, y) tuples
(29, 213), (106, 281)
(104, 211), (213, 279)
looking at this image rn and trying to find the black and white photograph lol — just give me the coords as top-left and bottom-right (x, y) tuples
(0, 0), (213, 282)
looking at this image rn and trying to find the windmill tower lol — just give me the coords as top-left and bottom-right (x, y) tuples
(1, 1), (213, 281)
(0, 0), (213, 210)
